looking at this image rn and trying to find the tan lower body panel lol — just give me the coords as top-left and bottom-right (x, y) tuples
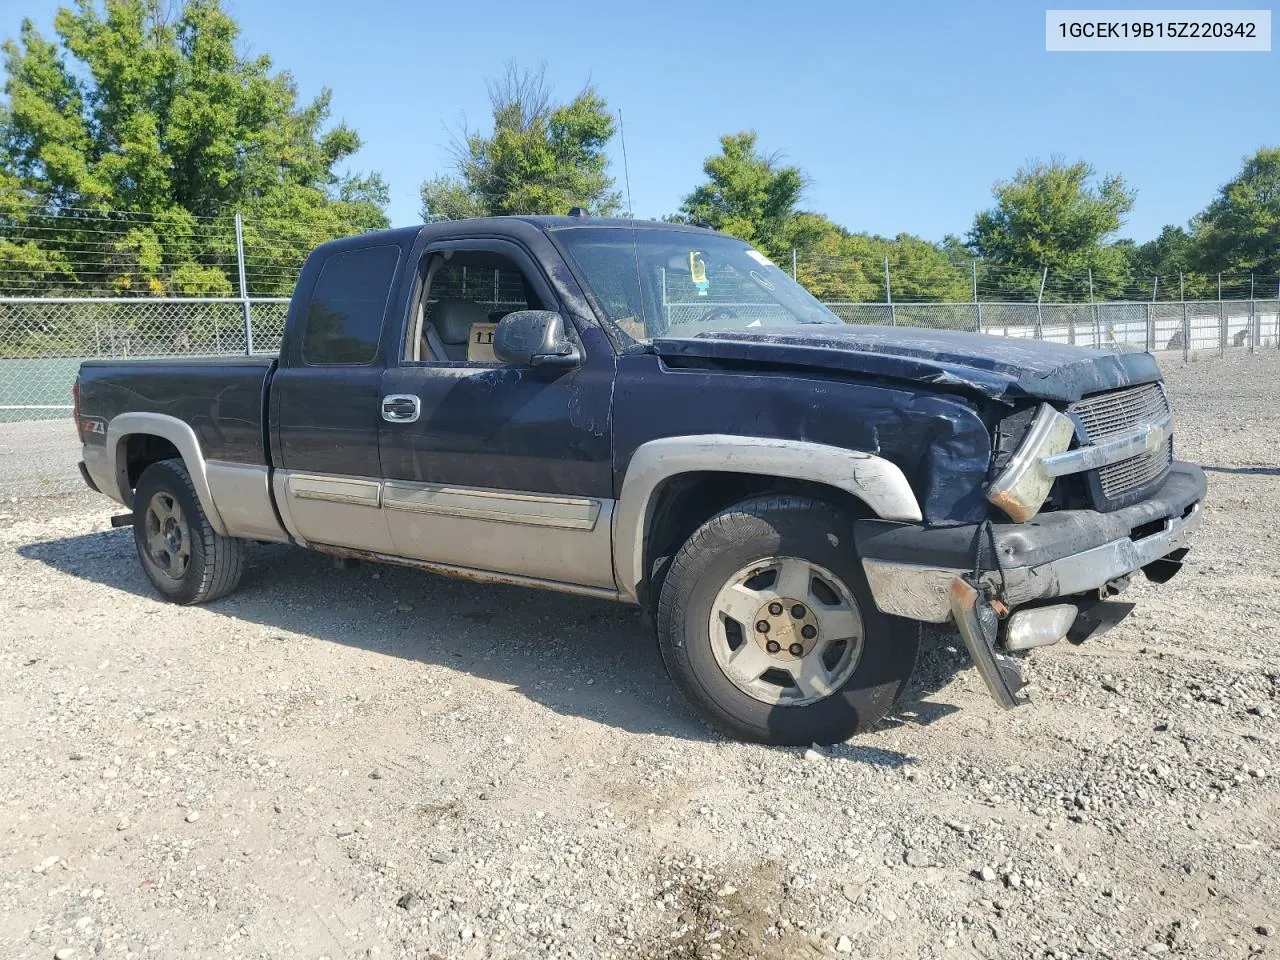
(205, 461), (289, 543)
(274, 470), (615, 590)
(384, 495), (616, 590)
(277, 471), (393, 553)
(308, 543), (624, 603)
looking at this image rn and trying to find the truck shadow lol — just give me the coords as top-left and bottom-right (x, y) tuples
(18, 529), (961, 754)
(1203, 464), (1279, 476)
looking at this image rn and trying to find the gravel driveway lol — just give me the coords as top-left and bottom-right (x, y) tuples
(1, 353), (1278, 960)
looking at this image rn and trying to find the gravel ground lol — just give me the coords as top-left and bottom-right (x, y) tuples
(1, 352), (1278, 960)
(0, 418), (83, 499)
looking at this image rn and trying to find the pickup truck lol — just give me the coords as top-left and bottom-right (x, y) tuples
(74, 215), (1206, 745)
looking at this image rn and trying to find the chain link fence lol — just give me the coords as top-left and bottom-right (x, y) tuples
(3, 208), (1280, 424)
(0, 298), (289, 421)
(5, 292), (1274, 424)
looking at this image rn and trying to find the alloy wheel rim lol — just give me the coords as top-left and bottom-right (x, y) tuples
(708, 556), (864, 706)
(144, 491), (191, 580)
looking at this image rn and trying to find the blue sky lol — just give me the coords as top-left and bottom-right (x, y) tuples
(8, 0), (1278, 243)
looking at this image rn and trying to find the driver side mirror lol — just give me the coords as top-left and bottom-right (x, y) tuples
(493, 310), (581, 368)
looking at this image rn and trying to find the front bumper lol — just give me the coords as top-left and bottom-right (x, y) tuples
(855, 461), (1207, 623)
(857, 461), (1205, 708)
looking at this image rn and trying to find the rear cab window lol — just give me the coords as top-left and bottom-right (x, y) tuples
(302, 244), (402, 365)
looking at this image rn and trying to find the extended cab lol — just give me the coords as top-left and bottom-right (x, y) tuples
(75, 217), (1207, 744)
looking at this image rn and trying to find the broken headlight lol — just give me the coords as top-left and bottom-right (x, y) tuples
(986, 403), (1077, 522)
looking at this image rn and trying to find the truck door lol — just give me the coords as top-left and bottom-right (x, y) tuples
(376, 238), (616, 590)
(269, 241), (402, 553)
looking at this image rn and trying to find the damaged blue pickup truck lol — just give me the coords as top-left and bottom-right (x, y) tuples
(74, 216), (1206, 745)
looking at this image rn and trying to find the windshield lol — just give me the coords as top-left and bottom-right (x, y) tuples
(552, 227), (841, 342)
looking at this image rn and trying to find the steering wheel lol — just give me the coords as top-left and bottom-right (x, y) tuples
(692, 306), (738, 324)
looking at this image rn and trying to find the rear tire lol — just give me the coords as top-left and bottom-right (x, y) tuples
(656, 496), (920, 745)
(132, 458), (243, 605)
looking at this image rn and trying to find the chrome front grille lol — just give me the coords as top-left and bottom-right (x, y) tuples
(1070, 382), (1170, 438)
(1093, 435), (1174, 497)
(1069, 383), (1173, 499)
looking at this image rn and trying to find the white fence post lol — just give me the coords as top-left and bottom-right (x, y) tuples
(884, 257), (895, 326)
(972, 260), (982, 333)
(1181, 272), (1188, 362)
(1249, 273), (1257, 353)
(1035, 268), (1047, 340)
(1088, 268), (1099, 348)
(1147, 277), (1158, 351)
(235, 213), (253, 356)
(1218, 274), (1225, 357)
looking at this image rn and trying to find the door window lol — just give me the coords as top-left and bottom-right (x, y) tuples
(406, 251), (546, 363)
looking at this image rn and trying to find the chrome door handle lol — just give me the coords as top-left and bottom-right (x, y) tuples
(381, 394), (421, 423)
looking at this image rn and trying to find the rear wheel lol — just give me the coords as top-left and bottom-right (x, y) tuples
(656, 496), (920, 745)
(132, 459), (243, 604)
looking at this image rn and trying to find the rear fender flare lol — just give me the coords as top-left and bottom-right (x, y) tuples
(106, 413), (229, 536)
(612, 434), (923, 602)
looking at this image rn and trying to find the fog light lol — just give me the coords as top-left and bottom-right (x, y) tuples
(1005, 604), (1078, 652)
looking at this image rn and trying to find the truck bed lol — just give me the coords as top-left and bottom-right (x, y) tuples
(79, 356), (277, 465)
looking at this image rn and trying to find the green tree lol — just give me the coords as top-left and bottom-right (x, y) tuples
(792, 219), (970, 303)
(1191, 147), (1280, 276)
(420, 63), (619, 220)
(1119, 225), (1216, 297)
(675, 131), (807, 261)
(968, 158), (1135, 286)
(1129, 226), (1193, 276)
(0, 0), (388, 297)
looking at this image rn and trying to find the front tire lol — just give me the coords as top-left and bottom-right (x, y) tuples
(656, 497), (920, 745)
(132, 459), (243, 605)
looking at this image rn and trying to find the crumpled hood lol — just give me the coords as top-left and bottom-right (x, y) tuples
(650, 325), (1162, 404)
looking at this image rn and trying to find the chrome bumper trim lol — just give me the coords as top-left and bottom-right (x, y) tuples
(862, 562), (962, 623)
(1003, 500), (1202, 605)
(863, 500), (1203, 622)
(950, 578), (1026, 708)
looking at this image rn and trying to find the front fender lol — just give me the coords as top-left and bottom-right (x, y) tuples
(611, 434), (923, 602)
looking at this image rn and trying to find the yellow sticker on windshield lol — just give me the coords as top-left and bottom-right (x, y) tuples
(689, 251), (709, 296)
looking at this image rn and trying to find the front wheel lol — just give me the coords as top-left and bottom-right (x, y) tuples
(132, 458), (244, 605)
(656, 497), (920, 745)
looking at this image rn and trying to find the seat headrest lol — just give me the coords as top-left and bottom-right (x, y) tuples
(431, 299), (490, 344)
